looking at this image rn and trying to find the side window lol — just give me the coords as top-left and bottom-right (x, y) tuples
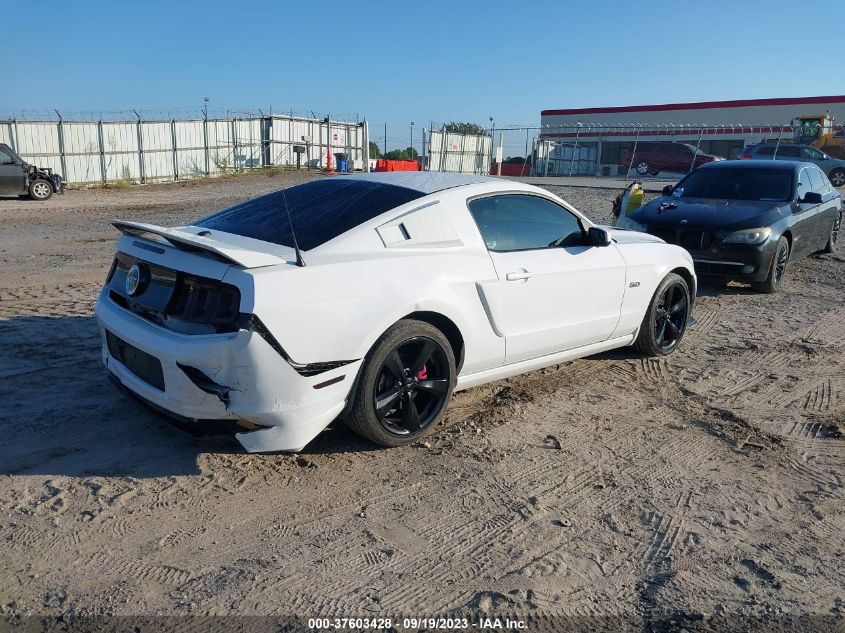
(0, 150), (15, 165)
(468, 195), (586, 252)
(807, 168), (827, 193)
(796, 169), (811, 200)
(802, 147), (824, 160)
(757, 146), (775, 156)
(777, 146), (801, 158)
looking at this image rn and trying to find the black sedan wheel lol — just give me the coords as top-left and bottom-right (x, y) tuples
(633, 273), (690, 357)
(754, 236), (790, 294)
(822, 212), (840, 255)
(346, 319), (455, 447)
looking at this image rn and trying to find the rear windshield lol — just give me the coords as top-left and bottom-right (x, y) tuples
(196, 179), (424, 250)
(675, 167), (794, 202)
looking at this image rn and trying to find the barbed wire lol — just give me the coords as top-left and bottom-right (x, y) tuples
(0, 107), (363, 123)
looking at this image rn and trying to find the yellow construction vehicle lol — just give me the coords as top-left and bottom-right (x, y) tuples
(791, 114), (845, 159)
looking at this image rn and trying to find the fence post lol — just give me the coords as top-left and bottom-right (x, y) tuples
(568, 124), (581, 177)
(689, 126), (704, 173)
(97, 119), (107, 184)
(543, 140), (550, 177)
(203, 110), (210, 176)
(428, 123), (434, 171)
(10, 119), (18, 153)
(231, 118), (238, 172)
(170, 119), (179, 180)
(133, 110), (146, 184)
(626, 125), (641, 179)
(362, 119), (370, 172)
(774, 125), (785, 159)
(54, 110), (68, 181)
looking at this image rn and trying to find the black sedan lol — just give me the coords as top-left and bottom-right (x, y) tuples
(622, 160), (842, 292)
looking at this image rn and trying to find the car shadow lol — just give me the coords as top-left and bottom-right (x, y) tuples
(0, 314), (386, 478)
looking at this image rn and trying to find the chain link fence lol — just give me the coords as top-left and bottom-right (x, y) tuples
(420, 119), (845, 185)
(533, 121), (845, 180)
(0, 109), (369, 186)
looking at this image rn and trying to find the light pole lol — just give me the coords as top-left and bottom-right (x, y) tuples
(203, 96), (209, 119)
(410, 122), (414, 160)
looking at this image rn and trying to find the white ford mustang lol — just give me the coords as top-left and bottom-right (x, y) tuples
(95, 173), (696, 452)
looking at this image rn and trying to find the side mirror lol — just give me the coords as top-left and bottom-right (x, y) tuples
(800, 191), (823, 204)
(662, 185), (674, 196)
(588, 226), (611, 247)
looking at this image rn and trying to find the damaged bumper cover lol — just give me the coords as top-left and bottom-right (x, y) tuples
(94, 288), (362, 452)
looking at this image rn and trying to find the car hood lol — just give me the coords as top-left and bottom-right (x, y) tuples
(630, 197), (787, 230)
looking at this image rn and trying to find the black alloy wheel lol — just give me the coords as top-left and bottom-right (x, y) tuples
(346, 319), (456, 447)
(373, 337), (450, 436)
(754, 236), (790, 294)
(773, 240), (789, 283)
(652, 281), (689, 353)
(633, 273), (690, 357)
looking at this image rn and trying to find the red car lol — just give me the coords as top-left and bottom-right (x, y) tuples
(622, 142), (724, 176)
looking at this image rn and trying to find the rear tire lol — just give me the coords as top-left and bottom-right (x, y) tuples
(829, 168), (845, 188)
(345, 319), (456, 448)
(633, 273), (690, 357)
(29, 179), (53, 201)
(635, 162), (651, 176)
(822, 212), (840, 254)
(753, 236), (789, 293)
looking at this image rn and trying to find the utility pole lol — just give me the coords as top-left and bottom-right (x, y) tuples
(410, 122), (414, 160)
(383, 122), (387, 156)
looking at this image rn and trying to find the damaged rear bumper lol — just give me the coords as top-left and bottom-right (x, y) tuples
(94, 288), (362, 452)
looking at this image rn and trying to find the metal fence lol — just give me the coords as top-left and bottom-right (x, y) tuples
(421, 120), (845, 181)
(0, 112), (369, 185)
(427, 129), (492, 174)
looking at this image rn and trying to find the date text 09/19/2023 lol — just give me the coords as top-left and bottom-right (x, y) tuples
(306, 617), (527, 630)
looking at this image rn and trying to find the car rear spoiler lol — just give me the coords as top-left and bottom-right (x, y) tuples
(111, 220), (289, 268)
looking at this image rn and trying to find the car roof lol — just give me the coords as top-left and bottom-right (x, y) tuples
(748, 142), (814, 149)
(699, 159), (804, 171)
(338, 171), (500, 194)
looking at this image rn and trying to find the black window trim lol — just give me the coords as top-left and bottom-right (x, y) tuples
(465, 191), (594, 254)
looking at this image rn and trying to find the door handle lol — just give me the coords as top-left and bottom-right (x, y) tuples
(506, 271), (535, 281)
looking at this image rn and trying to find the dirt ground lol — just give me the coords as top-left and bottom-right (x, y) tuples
(0, 172), (843, 632)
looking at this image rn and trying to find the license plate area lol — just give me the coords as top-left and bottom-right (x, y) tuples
(106, 331), (165, 391)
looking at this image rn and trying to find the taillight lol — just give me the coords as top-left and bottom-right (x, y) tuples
(166, 274), (240, 326)
(740, 154), (752, 160)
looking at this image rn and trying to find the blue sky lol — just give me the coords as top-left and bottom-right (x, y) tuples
(3, 0), (842, 155)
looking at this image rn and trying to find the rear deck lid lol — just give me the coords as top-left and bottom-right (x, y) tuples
(112, 220), (297, 268)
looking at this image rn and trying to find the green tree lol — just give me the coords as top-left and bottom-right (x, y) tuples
(368, 141), (381, 159)
(444, 122), (485, 135)
(382, 147), (419, 160)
